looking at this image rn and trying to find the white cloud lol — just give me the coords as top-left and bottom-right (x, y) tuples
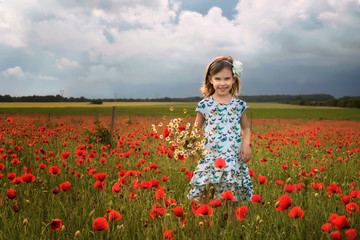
(55, 58), (79, 70)
(38, 75), (59, 81)
(2, 66), (26, 79)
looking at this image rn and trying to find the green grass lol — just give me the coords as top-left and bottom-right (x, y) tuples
(0, 102), (359, 120)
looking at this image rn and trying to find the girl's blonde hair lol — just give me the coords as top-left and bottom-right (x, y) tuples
(200, 56), (241, 98)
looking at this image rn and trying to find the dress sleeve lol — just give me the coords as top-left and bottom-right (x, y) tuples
(239, 100), (249, 117)
(195, 100), (206, 117)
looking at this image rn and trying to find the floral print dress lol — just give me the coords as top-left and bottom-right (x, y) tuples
(188, 96), (254, 202)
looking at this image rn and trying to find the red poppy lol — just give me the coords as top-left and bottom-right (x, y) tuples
(161, 176), (168, 181)
(112, 182), (121, 193)
(209, 199), (222, 208)
(140, 181), (152, 189)
(0, 163), (5, 170)
(284, 184), (296, 193)
(235, 206), (248, 221)
(164, 198), (176, 207)
(258, 175), (267, 184)
(275, 194), (292, 211)
(341, 196), (351, 205)
(60, 152), (70, 160)
(39, 164), (46, 170)
(195, 204), (213, 217)
(248, 169), (257, 178)
(163, 128), (170, 138)
(155, 187), (167, 200)
(106, 209), (122, 221)
(49, 166), (60, 175)
(327, 183), (342, 195)
(12, 177), (21, 184)
(288, 206), (304, 218)
(94, 180), (105, 191)
(321, 223), (332, 233)
(220, 190), (235, 200)
(89, 168), (96, 175)
(94, 173), (106, 182)
(93, 217), (108, 231)
(172, 207), (184, 217)
(190, 200), (200, 214)
(275, 180), (284, 185)
(330, 214), (350, 229)
(150, 207), (166, 219)
(60, 181), (71, 191)
(11, 158), (20, 165)
(50, 219), (62, 231)
(281, 164), (288, 169)
(163, 230), (174, 240)
(345, 202), (359, 214)
(346, 229), (356, 240)
(186, 171), (194, 180)
(330, 231), (342, 240)
(21, 173), (36, 183)
(312, 182), (324, 190)
(6, 189), (17, 199)
(214, 158), (226, 169)
(251, 194), (261, 203)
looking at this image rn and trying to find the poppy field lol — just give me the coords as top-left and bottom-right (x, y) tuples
(0, 113), (359, 239)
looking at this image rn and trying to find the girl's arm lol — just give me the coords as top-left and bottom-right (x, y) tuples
(194, 112), (205, 130)
(240, 111), (251, 163)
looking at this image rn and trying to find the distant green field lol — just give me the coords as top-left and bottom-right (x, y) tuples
(0, 102), (359, 120)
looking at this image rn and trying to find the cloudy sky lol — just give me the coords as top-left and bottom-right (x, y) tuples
(1, 0), (359, 99)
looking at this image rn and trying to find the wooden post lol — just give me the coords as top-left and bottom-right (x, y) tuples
(109, 106), (116, 146)
(250, 112), (253, 132)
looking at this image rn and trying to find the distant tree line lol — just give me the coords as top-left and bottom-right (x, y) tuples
(0, 94), (359, 108)
(287, 95), (360, 108)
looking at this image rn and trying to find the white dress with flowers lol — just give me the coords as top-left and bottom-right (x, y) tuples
(188, 96), (254, 202)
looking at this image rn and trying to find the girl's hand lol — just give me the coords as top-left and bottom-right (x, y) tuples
(240, 144), (251, 163)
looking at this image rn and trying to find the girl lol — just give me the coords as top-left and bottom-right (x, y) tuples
(188, 56), (254, 204)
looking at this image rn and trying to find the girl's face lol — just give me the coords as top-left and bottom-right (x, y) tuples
(209, 68), (235, 97)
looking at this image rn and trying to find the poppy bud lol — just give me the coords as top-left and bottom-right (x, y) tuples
(74, 231), (81, 238)
(89, 209), (95, 217)
(52, 186), (60, 194)
(13, 203), (20, 212)
(23, 219), (29, 226)
(61, 225), (66, 232)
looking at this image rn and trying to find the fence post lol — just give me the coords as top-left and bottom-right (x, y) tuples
(250, 112), (253, 132)
(109, 106), (116, 146)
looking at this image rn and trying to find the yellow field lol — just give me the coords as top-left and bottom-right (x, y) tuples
(0, 102), (342, 109)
